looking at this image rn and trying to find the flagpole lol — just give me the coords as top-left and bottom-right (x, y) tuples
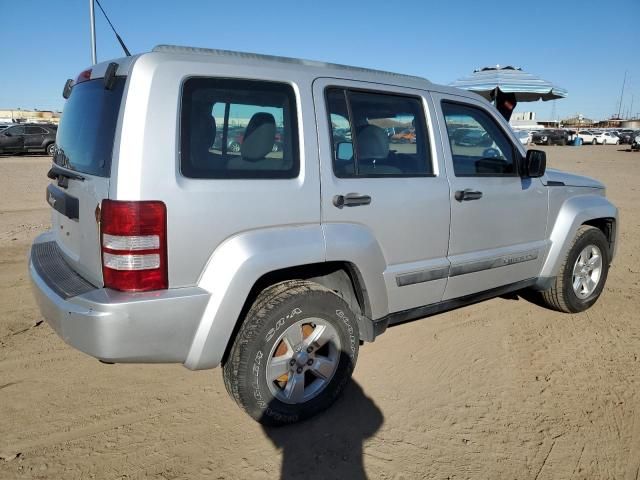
(89, 0), (97, 64)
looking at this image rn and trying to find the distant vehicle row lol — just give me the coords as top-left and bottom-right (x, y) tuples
(526, 128), (640, 146)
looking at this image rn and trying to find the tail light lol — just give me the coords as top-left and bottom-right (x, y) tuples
(75, 69), (92, 84)
(100, 200), (168, 292)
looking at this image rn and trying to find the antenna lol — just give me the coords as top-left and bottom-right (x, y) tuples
(89, 0), (96, 64)
(94, 0), (131, 57)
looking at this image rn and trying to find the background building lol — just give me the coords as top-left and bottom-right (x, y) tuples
(0, 109), (61, 125)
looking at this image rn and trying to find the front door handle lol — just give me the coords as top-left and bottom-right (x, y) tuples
(333, 193), (372, 208)
(455, 189), (483, 201)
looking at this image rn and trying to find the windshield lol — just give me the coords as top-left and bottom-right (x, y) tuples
(55, 77), (126, 177)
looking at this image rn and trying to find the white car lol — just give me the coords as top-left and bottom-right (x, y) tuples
(577, 131), (598, 144)
(595, 132), (620, 145)
(514, 130), (530, 145)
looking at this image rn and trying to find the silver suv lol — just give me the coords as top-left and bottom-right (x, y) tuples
(30, 46), (619, 425)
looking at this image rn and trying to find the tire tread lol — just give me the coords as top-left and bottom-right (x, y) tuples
(540, 225), (604, 313)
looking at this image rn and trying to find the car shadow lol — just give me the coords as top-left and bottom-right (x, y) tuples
(261, 380), (383, 480)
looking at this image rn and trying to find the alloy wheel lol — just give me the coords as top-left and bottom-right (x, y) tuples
(572, 245), (603, 299)
(266, 318), (341, 404)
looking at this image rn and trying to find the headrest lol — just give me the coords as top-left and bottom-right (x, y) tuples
(356, 125), (389, 160)
(241, 112), (276, 161)
(190, 102), (216, 159)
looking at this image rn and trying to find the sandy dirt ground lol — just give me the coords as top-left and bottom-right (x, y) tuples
(1, 145), (639, 479)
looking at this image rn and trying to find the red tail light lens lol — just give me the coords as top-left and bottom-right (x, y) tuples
(100, 200), (168, 292)
(75, 69), (92, 84)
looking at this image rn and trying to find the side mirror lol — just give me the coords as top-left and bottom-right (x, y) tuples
(336, 142), (353, 161)
(4, 132), (12, 137)
(523, 149), (546, 178)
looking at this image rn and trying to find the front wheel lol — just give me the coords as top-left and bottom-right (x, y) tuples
(46, 143), (56, 156)
(223, 280), (360, 426)
(540, 225), (610, 313)
(592, 139), (597, 145)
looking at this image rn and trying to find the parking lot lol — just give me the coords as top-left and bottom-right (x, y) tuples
(1, 145), (639, 479)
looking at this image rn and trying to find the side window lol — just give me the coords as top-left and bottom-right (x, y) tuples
(26, 126), (47, 134)
(441, 101), (516, 176)
(5, 126), (25, 135)
(326, 88), (432, 177)
(180, 78), (299, 179)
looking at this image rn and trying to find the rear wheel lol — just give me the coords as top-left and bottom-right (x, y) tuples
(45, 143), (56, 156)
(223, 280), (360, 426)
(229, 141), (241, 153)
(592, 139), (597, 145)
(540, 226), (610, 313)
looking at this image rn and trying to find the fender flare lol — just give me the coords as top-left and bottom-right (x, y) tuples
(323, 223), (389, 321)
(184, 223), (390, 370)
(184, 225), (324, 370)
(538, 194), (618, 283)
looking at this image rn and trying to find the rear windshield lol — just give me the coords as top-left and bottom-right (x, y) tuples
(54, 77), (126, 177)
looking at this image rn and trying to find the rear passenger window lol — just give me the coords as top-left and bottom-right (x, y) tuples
(441, 101), (516, 176)
(326, 88), (432, 177)
(26, 126), (47, 134)
(181, 78), (299, 179)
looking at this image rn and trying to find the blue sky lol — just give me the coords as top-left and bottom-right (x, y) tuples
(2, 0), (638, 121)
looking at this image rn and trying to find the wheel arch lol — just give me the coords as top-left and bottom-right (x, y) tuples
(537, 194), (618, 287)
(183, 224), (389, 371)
(219, 261), (377, 368)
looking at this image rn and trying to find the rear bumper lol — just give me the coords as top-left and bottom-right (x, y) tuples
(29, 232), (209, 364)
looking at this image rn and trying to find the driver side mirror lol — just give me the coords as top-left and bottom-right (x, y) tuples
(522, 149), (546, 178)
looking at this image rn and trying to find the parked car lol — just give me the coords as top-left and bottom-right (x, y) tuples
(514, 129), (531, 146)
(531, 129), (568, 145)
(390, 128), (416, 144)
(30, 46), (618, 426)
(456, 128), (492, 147)
(577, 130), (598, 145)
(617, 130), (636, 144)
(0, 123), (57, 155)
(632, 133), (640, 151)
(595, 132), (620, 145)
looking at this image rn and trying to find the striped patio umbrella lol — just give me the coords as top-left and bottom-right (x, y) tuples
(450, 65), (568, 102)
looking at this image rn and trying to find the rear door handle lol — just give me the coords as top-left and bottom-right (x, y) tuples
(333, 193), (372, 208)
(454, 189), (483, 201)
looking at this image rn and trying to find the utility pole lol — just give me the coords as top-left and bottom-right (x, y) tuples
(89, 0), (97, 65)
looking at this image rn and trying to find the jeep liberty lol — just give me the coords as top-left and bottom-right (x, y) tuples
(30, 46), (618, 425)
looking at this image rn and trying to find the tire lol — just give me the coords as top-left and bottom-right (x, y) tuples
(540, 225), (610, 313)
(229, 141), (241, 153)
(592, 139), (597, 145)
(223, 280), (360, 426)
(45, 143), (56, 156)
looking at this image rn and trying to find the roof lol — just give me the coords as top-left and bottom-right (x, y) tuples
(152, 45), (433, 90)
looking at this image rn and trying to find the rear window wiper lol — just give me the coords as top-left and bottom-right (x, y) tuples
(47, 164), (85, 188)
